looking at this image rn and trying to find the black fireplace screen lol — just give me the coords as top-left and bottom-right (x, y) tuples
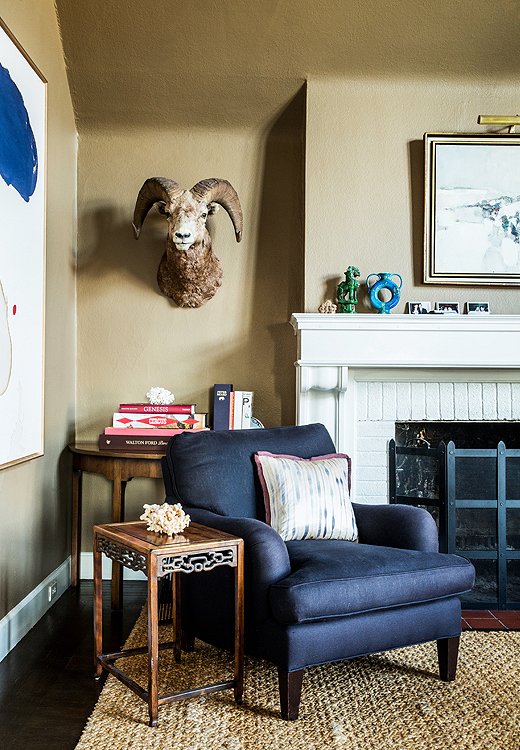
(389, 438), (520, 609)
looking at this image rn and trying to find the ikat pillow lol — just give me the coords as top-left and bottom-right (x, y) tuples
(254, 451), (358, 542)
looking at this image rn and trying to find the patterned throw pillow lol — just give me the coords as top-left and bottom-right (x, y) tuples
(254, 451), (358, 542)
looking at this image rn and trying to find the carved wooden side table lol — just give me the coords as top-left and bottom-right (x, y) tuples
(93, 521), (244, 727)
(69, 443), (163, 609)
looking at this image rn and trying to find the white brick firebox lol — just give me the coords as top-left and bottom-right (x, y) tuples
(290, 314), (520, 505)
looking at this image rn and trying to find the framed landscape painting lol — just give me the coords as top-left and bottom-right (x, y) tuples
(424, 132), (520, 285)
(0, 19), (46, 469)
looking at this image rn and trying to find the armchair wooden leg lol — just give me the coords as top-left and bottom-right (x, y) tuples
(278, 667), (304, 720)
(181, 630), (195, 652)
(437, 636), (460, 682)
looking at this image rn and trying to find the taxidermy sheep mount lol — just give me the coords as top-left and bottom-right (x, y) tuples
(132, 177), (243, 308)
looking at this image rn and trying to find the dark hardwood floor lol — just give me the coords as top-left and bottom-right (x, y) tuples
(0, 581), (146, 750)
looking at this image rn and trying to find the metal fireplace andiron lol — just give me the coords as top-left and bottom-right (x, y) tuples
(389, 439), (520, 609)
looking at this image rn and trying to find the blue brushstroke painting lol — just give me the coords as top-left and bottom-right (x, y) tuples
(0, 62), (38, 202)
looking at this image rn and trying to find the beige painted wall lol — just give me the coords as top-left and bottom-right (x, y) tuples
(76, 89), (305, 540)
(75, 75), (520, 544)
(306, 77), (520, 313)
(0, 2), (76, 617)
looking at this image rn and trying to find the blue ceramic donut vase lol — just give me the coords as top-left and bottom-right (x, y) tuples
(366, 273), (403, 314)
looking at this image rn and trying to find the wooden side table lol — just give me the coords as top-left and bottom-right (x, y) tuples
(93, 521), (244, 727)
(69, 443), (163, 609)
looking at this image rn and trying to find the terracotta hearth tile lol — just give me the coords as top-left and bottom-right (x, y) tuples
(464, 618), (507, 631)
(490, 612), (520, 629)
(463, 610), (498, 618)
(463, 616), (497, 622)
(462, 610), (520, 629)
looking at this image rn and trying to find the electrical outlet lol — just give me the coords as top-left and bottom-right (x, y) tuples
(48, 579), (57, 602)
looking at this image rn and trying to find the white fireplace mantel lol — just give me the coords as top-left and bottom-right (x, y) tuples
(290, 314), (520, 504)
(290, 313), (520, 369)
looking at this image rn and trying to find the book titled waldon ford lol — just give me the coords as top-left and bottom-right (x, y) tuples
(99, 434), (170, 452)
(99, 428), (210, 452)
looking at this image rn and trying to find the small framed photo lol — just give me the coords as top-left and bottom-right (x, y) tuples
(466, 302), (490, 315)
(407, 301), (432, 314)
(435, 302), (460, 314)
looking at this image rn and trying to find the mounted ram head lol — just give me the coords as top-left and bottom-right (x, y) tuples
(133, 177), (243, 308)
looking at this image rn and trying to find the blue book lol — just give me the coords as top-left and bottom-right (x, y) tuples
(213, 384), (233, 430)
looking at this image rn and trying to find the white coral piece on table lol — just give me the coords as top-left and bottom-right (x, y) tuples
(146, 386), (175, 405)
(140, 502), (190, 537)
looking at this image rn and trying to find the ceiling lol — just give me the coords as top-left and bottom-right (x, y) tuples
(55, 0), (520, 129)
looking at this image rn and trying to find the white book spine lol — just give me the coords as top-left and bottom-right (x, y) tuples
(241, 391), (253, 428)
(232, 390), (243, 430)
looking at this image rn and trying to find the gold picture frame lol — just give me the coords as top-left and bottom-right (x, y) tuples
(424, 132), (520, 286)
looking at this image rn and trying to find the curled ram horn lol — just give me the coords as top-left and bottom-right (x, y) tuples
(132, 177), (184, 239)
(190, 178), (243, 242)
(133, 176), (243, 308)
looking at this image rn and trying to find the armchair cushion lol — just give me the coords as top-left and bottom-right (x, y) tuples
(255, 451), (357, 541)
(269, 540), (475, 624)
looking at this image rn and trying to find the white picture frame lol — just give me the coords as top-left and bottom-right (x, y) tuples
(0, 19), (47, 469)
(435, 302), (460, 314)
(466, 302), (490, 315)
(407, 301), (432, 314)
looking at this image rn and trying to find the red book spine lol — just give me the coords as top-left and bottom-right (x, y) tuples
(119, 403), (195, 414)
(112, 413), (206, 429)
(104, 427), (209, 437)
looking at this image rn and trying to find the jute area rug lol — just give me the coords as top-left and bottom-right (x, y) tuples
(76, 610), (520, 750)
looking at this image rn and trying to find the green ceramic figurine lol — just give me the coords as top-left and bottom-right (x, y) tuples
(337, 266), (360, 313)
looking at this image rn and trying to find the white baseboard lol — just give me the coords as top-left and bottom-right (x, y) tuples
(0, 557), (71, 663)
(80, 551), (146, 581)
(0, 553), (146, 664)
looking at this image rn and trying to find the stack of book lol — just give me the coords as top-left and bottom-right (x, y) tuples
(99, 402), (209, 453)
(213, 385), (254, 431)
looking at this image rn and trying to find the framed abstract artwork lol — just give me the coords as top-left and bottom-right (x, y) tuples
(424, 132), (520, 285)
(0, 19), (46, 469)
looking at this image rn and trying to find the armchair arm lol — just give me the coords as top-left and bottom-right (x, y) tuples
(183, 506), (292, 621)
(352, 503), (439, 552)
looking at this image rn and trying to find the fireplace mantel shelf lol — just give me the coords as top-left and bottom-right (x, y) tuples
(291, 313), (520, 333)
(290, 313), (520, 369)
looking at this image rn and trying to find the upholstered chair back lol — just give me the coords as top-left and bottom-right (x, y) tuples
(162, 423), (336, 519)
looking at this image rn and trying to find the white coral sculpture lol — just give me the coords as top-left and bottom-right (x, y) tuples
(146, 386), (175, 405)
(318, 299), (337, 314)
(140, 502), (190, 537)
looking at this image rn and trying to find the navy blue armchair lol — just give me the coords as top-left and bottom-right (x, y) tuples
(161, 424), (474, 719)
